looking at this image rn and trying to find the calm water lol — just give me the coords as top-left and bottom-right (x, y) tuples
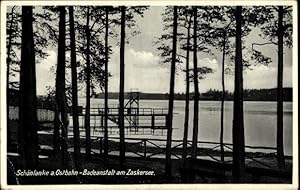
(77, 99), (293, 156)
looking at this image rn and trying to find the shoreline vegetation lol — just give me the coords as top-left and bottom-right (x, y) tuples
(93, 88), (293, 101)
(8, 88), (293, 105)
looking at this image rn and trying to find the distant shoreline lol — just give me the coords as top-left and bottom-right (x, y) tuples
(8, 87), (293, 104)
(92, 87), (293, 102)
(90, 97), (293, 102)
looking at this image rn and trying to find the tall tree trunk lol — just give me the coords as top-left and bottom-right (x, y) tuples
(19, 6), (38, 168)
(165, 6), (177, 177)
(104, 6), (109, 163)
(276, 6), (285, 170)
(119, 6), (126, 169)
(85, 7), (91, 158)
(182, 17), (191, 161)
(232, 6), (245, 182)
(69, 6), (80, 169)
(220, 31), (226, 162)
(191, 6), (199, 159)
(56, 6), (68, 166)
(7, 6), (15, 148)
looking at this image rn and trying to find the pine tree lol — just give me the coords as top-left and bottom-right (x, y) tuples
(165, 5), (178, 178)
(251, 6), (292, 170)
(69, 6), (80, 169)
(191, 6), (199, 159)
(119, 6), (126, 169)
(232, 6), (245, 182)
(55, 6), (68, 166)
(19, 6), (38, 168)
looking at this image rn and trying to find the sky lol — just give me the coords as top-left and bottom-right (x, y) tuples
(35, 6), (293, 96)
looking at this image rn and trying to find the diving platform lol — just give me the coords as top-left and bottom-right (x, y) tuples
(75, 91), (171, 136)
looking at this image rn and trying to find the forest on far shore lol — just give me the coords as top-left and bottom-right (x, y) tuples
(93, 87), (292, 101)
(7, 87), (292, 107)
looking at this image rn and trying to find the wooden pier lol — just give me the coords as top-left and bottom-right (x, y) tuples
(78, 107), (170, 135)
(76, 91), (171, 136)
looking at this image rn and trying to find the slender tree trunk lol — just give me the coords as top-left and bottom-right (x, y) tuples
(85, 7), (91, 158)
(7, 7), (15, 148)
(119, 6), (126, 169)
(165, 6), (177, 177)
(69, 6), (80, 169)
(191, 6), (199, 159)
(56, 6), (68, 166)
(232, 6), (245, 182)
(19, 6), (38, 168)
(276, 6), (285, 170)
(220, 31), (226, 162)
(104, 6), (109, 164)
(182, 17), (191, 161)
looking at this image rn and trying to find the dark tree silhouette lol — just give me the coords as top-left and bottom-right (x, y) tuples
(55, 6), (68, 166)
(6, 6), (60, 154)
(251, 6), (292, 170)
(103, 6), (111, 164)
(165, 6), (177, 177)
(208, 7), (235, 162)
(119, 6), (126, 169)
(220, 28), (228, 162)
(210, 18), (234, 161)
(84, 6), (92, 157)
(19, 6), (38, 168)
(7, 6), (55, 89)
(73, 7), (109, 157)
(155, 6), (214, 161)
(232, 6), (245, 182)
(276, 6), (285, 170)
(181, 8), (192, 161)
(191, 6), (199, 159)
(69, 6), (80, 169)
(117, 5), (148, 169)
(7, 6), (58, 98)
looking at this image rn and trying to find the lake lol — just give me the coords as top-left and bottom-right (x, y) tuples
(77, 99), (293, 156)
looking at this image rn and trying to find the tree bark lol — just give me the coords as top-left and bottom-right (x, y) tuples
(19, 6), (38, 169)
(69, 6), (80, 169)
(85, 7), (91, 158)
(119, 6), (126, 169)
(232, 6), (245, 182)
(220, 31), (226, 162)
(104, 6), (109, 164)
(276, 6), (285, 170)
(165, 6), (177, 177)
(191, 6), (199, 159)
(56, 6), (68, 166)
(182, 16), (191, 161)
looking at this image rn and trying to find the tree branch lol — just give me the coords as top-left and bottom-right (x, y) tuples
(251, 42), (277, 50)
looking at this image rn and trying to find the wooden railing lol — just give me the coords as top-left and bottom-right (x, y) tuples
(87, 136), (278, 169)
